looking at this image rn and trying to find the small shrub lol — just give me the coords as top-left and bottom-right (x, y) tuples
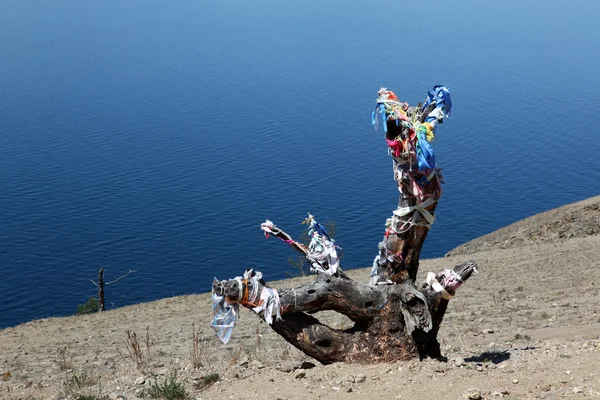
(286, 255), (308, 277)
(73, 395), (109, 400)
(195, 373), (219, 391)
(77, 297), (100, 315)
(64, 370), (95, 393)
(63, 370), (106, 399)
(120, 330), (144, 370)
(191, 324), (202, 369)
(57, 347), (73, 370)
(145, 372), (189, 400)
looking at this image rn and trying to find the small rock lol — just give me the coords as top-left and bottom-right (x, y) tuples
(295, 370), (306, 379)
(300, 361), (316, 370)
(466, 389), (482, 400)
(346, 387), (353, 393)
(135, 377), (146, 385)
(476, 366), (484, 372)
(482, 328), (495, 334)
(454, 357), (465, 367)
(565, 370), (572, 375)
(249, 360), (265, 369)
(573, 387), (583, 394)
(332, 386), (340, 391)
(512, 379), (519, 384)
(540, 384), (551, 392)
(356, 374), (366, 383)
(433, 364), (447, 373)
(237, 354), (249, 367)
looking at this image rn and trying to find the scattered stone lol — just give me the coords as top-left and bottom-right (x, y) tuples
(355, 374), (366, 383)
(135, 377), (146, 385)
(346, 387), (353, 393)
(300, 361), (316, 370)
(237, 354), (249, 367)
(294, 370), (306, 379)
(332, 386), (340, 391)
(565, 370), (572, 375)
(573, 387), (583, 394)
(249, 360), (265, 369)
(512, 379), (519, 384)
(465, 389), (482, 400)
(540, 384), (551, 392)
(433, 364), (447, 373)
(476, 365), (484, 372)
(454, 357), (466, 367)
(482, 328), (495, 334)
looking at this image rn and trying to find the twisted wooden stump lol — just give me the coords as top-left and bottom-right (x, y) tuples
(213, 95), (477, 364)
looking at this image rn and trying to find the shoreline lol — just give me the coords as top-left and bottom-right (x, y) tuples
(1, 195), (599, 399)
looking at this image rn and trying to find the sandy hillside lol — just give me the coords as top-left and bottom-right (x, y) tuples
(1, 196), (600, 400)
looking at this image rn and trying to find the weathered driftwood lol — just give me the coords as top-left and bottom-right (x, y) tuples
(213, 115), (477, 364)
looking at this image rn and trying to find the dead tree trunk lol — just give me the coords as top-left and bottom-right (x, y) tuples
(89, 268), (135, 312)
(98, 268), (105, 312)
(212, 86), (477, 364)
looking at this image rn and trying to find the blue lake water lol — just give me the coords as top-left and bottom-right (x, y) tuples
(1, 0), (599, 329)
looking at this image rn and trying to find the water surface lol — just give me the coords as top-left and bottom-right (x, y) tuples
(1, 0), (599, 328)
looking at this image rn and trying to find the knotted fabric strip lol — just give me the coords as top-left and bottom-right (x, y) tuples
(425, 272), (454, 300)
(393, 197), (436, 227)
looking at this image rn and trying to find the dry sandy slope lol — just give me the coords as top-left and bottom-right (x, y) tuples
(1, 197), (600, 400)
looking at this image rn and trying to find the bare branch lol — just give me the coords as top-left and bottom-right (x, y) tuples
(88, 279), (99, 287)
(261, 222), (309, 257)
(105, 269), (136, 285)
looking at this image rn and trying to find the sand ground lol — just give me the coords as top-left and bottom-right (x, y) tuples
(1, 196), (599, 400)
